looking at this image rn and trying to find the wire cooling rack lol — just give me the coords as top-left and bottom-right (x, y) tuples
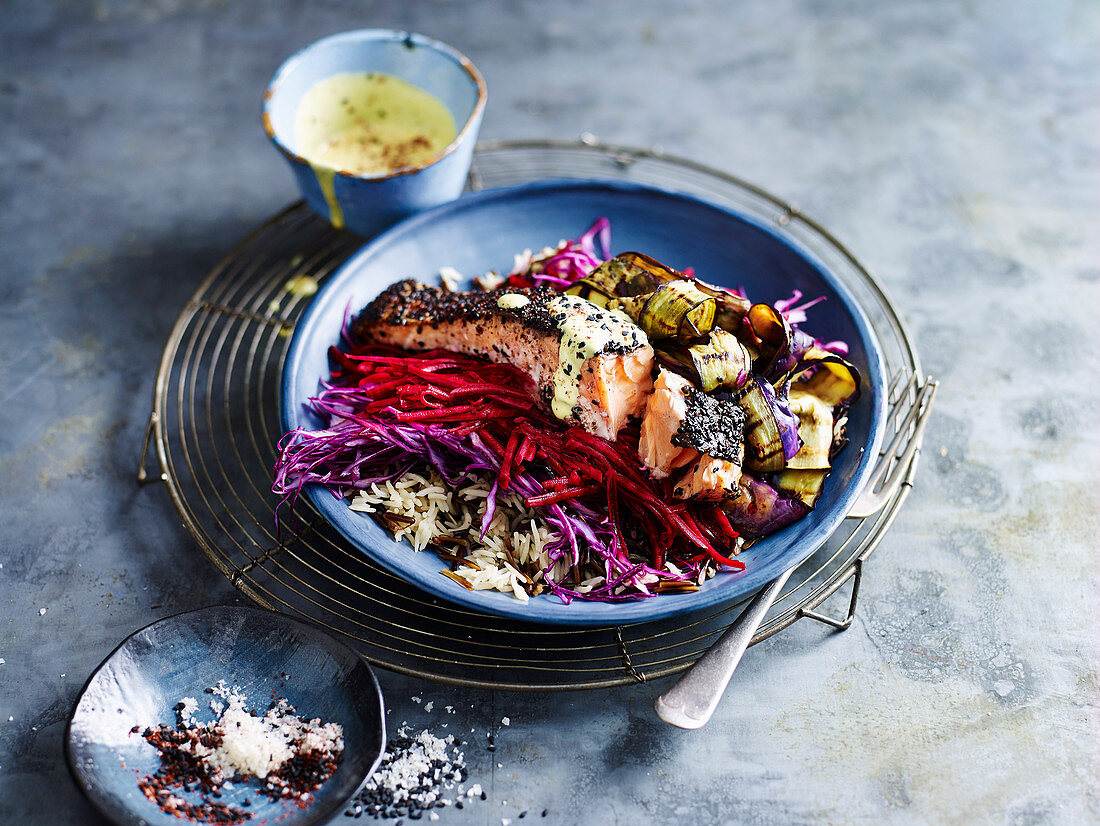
(140, 140), (936, 690)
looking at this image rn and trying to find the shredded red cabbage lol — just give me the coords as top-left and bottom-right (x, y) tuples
(774, 289), (826, 326)
(505, 217), (610, 289)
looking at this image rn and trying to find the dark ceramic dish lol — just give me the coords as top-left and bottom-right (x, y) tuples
(66, 605), (386, 826)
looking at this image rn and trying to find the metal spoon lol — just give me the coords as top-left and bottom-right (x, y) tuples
(654, 375), (939, 729)
(654, 567), (793, 729)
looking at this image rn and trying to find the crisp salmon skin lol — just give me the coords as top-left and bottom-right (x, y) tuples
(352, 280), (654, 440)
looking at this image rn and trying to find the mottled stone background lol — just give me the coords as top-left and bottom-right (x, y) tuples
(1, 1), (1097, 823)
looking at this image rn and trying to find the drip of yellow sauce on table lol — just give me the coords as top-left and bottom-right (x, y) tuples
(311, 165), (344, 228)
(294, 73), (457, 227)
(269, 274), (320, 314)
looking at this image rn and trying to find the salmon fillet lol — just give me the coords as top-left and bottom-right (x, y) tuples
(352, 280), (654, 441)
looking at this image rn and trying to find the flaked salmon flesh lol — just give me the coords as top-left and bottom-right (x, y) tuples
(638, 368), (745, 500)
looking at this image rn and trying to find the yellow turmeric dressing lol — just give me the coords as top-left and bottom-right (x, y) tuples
(545, 295), (643, 420)
(295, 72), (457, 177)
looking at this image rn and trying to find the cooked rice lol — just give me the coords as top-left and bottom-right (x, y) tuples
(349, 470), (568, 601)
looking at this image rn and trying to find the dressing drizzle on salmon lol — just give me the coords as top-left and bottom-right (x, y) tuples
(352, 280), (654, 440)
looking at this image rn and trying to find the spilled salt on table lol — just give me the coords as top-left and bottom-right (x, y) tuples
(347, 723), (475, 820)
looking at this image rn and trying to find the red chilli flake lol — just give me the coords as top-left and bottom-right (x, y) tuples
(136, 725), (246, 825)
(131, 688), (344, 824)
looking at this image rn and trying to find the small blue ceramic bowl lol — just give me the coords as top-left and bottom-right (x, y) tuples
(66, 605), (386, 826)
(263, 29), (486, 237)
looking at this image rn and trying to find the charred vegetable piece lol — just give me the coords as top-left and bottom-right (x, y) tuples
(616, 280), (717, 341)
(731, 381), (785, 473)
(761, 379), (803, 462)
(722, 473), (810, 538)
(691, 279), (753, 330)
(767, 327), (816, 384)
(785, 388), (834, 470)
(687, 329), (752, 392)
(725, 376), (802, 474)
(564, 278), (612, 308)
(795, 351), (861, 406)
(672, 388), (746, 466)
(570, 253), (718, 341)
(567, 251), (678, 303)
(774, 468), (828, 507)
(746, 302), (793, 375)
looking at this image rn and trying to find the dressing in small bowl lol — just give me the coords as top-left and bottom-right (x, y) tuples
(264, 30), (486, 237)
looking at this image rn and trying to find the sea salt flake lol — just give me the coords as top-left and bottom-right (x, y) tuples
(439, 266), (463, 292)
(501, 717), (510, 726)
(38, 608), (46, 616)
(424, 701), (434, 712)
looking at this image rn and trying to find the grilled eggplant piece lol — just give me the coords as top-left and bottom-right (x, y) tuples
(690, 278), (753, 330)
(722, 473), (811, 538)
(686, 329), (752, 392)
(570, 252), (718, 341)
(785, 388), (834, 470)
(615, 280), (716, 341)
(795, 352), (861, 406)
(569, 251), (678, 302)
(774, 468), (828, 508)
(732, 382), (786, 473)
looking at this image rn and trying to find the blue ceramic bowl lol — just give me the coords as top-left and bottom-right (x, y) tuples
(281, 180), (889, 626)
(66, 606), (386, 826)
(263, 29), (486, 237)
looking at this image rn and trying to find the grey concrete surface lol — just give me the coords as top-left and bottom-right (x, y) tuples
(2, 1), (1098, 823)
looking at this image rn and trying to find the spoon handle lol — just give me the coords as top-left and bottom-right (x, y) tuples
(654, 567), (794, 729)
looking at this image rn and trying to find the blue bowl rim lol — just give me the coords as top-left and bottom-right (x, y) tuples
(262, 28), (487, 182)
(280, 177), (889, 626)
(65, 604), (387, 826)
